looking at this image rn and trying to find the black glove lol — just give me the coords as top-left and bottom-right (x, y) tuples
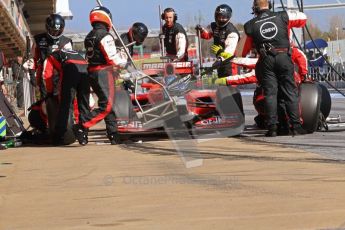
(195, 24), (203, 31)
(212, 57), (223, 69)
(123, 79), (135, 92)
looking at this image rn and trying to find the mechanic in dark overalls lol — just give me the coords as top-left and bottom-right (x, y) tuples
(236, 0), (308, 136)
(74, 6), (127, 145)
(32, 14), (73, 100)
(42, 49), (90, 145)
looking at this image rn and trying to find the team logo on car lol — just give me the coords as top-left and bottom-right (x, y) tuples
(260, 22), (278, 39)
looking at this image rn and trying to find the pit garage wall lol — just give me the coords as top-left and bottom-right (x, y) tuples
(0, 0), (29, 57)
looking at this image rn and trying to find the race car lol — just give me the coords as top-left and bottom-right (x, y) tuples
(114, 61), (245, 138)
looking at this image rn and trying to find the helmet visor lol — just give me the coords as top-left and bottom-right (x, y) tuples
(48, 28), (63, 37)
(216, 15), (229, 27)
(133, 33), (146, 44)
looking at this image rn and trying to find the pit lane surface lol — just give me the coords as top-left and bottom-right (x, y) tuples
(241, 90), (345, 160)
(1, 89), (345, 230)
(89, 89), (345, 160)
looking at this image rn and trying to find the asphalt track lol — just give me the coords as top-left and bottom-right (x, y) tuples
(88, 89), (345, 161)
(241, 90), (345, 161)
(2, 89), (345, 229)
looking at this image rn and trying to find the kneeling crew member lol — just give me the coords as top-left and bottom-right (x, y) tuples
(42, 49), (90, 145)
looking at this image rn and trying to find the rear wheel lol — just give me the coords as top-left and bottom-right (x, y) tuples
(299, 82), (322, 133)
(318, 83), (331, 119)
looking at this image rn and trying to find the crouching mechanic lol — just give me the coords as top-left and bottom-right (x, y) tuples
(214, 46), (309, 86)
(42, 49), (90, 145)
(74, 6), (128, 146)
(195, 4), (240, 77)
(115, 22), (148, 90)
(214, 51), (309, 134)
(117, 22), (148, 56)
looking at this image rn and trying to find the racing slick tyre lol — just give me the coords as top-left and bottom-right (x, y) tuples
(215, 86), (245, 133)
(28, 108), (47, 132)
(318, 83), (331, 119)
(46, 97), (59, 136)
(62, 111), (76, 145)
(299, 82), (322, 133)
(114, 89), (135, 120)
(216, 86), (244, 116)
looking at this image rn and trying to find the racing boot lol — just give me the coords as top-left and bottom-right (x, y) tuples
(108, 132), (122, 145)
(73, 124), (88, 146)
(52, 134), (64, 146)
(254, 114), (266, 129)
(291, 124), (307, 136)
(265, 124), (277, 137)
(277, 123), (290, 136)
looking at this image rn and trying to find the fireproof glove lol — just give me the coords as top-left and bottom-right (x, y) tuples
(211, 44), (223, 56)
(214, 78), (228, 86)
(211, 44), (233, 60)
(212, 57), (223, 69)
(115, 79), (124, 86)
(219, 52), (233, 60)
(207, 75), (218, 86)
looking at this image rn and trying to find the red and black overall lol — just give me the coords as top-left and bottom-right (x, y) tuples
(82, 23), (126, 137)
(33, 33), (72, 99)
(42, 49), (90, 142)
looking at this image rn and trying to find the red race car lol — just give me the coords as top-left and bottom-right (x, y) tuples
(114, 61), (245, 138)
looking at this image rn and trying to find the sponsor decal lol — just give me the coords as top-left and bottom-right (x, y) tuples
(117, 120), (143, 128)
(142, 62), (192, 70)
(167, 74), (192, 91)
(196, 114), (242, 126)
(260, 22), (278, 39)
(200, 116), (223, 125)
(219, 8), (227, 13)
